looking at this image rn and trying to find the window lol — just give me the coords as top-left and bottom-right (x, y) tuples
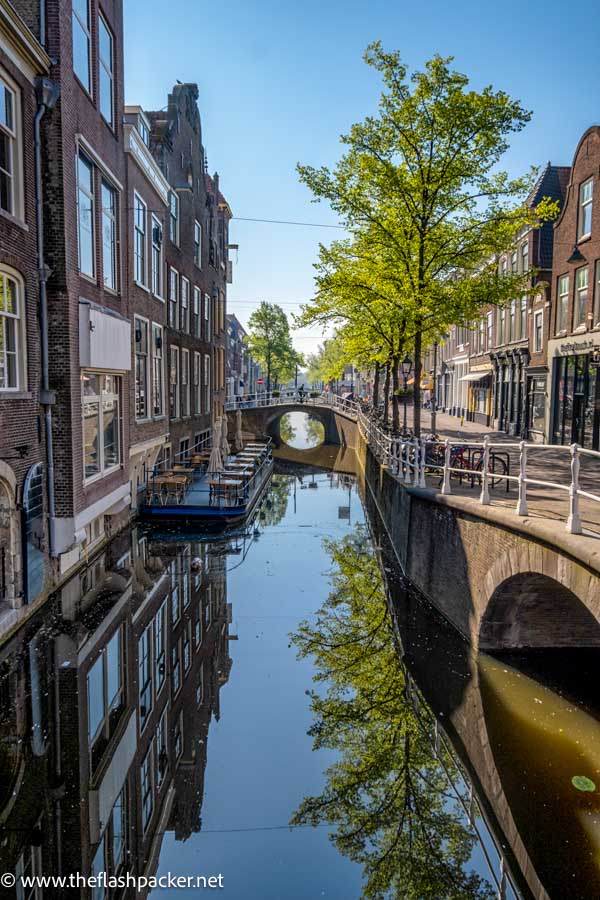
(154, 601), (167, 694)
(151, 216), (163, 297)
(511, 251), (517, 273)
(170, 559), (180, 622)
(578, 178), (593, 241)
(171, 642), (181, 694)
(574, 266), (589, 328)
(135, 318), (149, 419)
(138, 624), (152, 729)
(194, 601), (202, 647)
(486, 311), (493, 348)
(155, 710), (168, 787)
(521, 242), (529, 274)
(169, 346), (179, 418)
(556, 274), (569, 333)
(168, 267), (179, 329)
(203, 354), (211, 414)
(77, 151), (95, 278)
(141, 749), (153, 830)
(194, 220), (202, 267)
(594, 260), (600, 326)
(500, 257), (507, 278)
(86, 628), (123, 746)
(193, 287), (201, 337)
(169, 191), (179, 244)
(101, 180), (117, 291)
(196, 664), (204, 706)
(82, 373), (121, 480)
(0, 75), (18, 217)
(152, 324), (164, 416)
(174, 711), (183, 759)
(17, 837), (43, 900)
(72, 0), (91, 92)
(478, 317), (485, 352)
(98, 16), (114, 126)
(181, 348), (190, 416)
(193, 352), (201, 413)
(520, 296), (527, 339)
(133, 193), (147, 286)
(498, 308), (505, 345)
(204, 293), (211, 341)
(509, 299), (516, 342)
(0, 271), (23, 391)
(180, 277), (189, 332)
(139, 117), (150, 147)
(533, 310), (543, 352)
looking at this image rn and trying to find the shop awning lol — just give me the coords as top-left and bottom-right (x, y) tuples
(459, 372), (491, 382)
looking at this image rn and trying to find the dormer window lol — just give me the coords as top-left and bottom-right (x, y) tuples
(578, 178), (593, 241)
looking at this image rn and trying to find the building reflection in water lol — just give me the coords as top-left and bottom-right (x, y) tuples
(0, 524), (238, 897)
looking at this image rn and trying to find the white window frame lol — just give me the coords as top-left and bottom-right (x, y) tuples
(151, 323), (165, 417)
(72, 0), (91, 94)
(203, 353), (211, 414)
(533, 309), (543, 353)
(0, 71), (24, 222)
(193, 351), (201, 414)
(180, 276), (190, 332)
(0, 268), (26, 392)
(170, 345), (180, 419)
(133, 192), (147, 287)
(151, 215), (163, 299)
(169, 191), (179, 245)
(556, 274), (569, 334)
(98, 14), (114, 127)
(574, 266), (589, 329)
(134, 316), (150, 420)
(578, 178), (593, 241)
(82, 373), (121, 483)
(101, 179), (117, 292)
(141, 748), (154, 832)
(168, 267), (179, 329)
(194, 220), (202, 267)
(204, 292), (211, 341)
(181, 348), (190, 417)
(77, 150), (95, 279)
(521, 241), (529, 274)
(193, 286), (201, 338)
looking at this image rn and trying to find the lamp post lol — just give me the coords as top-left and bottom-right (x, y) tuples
(401, 354), (413, 433)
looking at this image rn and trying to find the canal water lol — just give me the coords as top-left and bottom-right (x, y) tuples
(1, 417), (599, 898)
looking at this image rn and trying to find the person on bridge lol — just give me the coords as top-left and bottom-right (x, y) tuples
(298, 384), (306, 403)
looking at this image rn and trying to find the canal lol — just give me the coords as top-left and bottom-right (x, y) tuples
(1, 421), (599, 898)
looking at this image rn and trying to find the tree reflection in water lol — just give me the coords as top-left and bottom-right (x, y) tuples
(291, 526), (494, 900)
(258, 474), (294, 527)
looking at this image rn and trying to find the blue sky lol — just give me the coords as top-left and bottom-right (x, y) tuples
(124, 0), (600, 357)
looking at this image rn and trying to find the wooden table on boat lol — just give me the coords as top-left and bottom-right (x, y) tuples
(148, 474), (189, 505)
(207, 478), (245, 503)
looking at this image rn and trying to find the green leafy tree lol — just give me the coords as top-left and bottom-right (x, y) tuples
(298, 46), (559, 434)
(246, 302), (303, 391)
(291, 527), (495, 899)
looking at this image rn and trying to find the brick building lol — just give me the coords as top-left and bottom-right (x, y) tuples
(123, 104), (170, 507)
(0, 1), (51, 619)
(145, 84), (232, 466)
(34, 0), (132, 578)
(548, 127), (600, 450)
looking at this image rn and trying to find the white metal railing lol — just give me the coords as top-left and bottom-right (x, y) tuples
(228, 391), (600, 536)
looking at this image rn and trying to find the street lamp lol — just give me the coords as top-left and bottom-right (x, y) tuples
(401, 354), (412, 433)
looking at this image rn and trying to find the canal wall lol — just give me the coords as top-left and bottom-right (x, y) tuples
(355, 431), (600, 650)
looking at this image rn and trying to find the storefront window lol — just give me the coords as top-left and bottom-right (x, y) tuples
(527, 376), (546, 439)
(553, 353), (600, 450)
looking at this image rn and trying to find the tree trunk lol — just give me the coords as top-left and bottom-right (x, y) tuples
(372, 361), (380, 409)
(413, 329), (422, 437)
(382, 363), (391, 425)
(391, 357), (400, 432)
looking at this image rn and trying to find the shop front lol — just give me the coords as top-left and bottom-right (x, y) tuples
(464, 363), (493, 426)
(549, 337), (600, 450)
(491, 348), (529, 437)
(525, 370), (548, 443)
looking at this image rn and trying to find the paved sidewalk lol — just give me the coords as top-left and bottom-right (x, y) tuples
(399, 407), (600, 540)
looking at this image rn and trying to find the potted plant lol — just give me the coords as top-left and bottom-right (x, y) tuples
(272, 389), (281, 397)
(310, 390), (320, 398)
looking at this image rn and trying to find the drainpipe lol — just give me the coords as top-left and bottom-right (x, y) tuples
(34, 77), (60, 555)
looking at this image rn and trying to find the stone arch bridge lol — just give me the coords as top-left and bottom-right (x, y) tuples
(227, 399), (358, 447)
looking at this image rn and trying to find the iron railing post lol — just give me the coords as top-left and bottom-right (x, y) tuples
(516, 440), (528, 516)
(479, 435), (490, 505)
(567, 442), (582, 534)
(441, 440), (452, 495)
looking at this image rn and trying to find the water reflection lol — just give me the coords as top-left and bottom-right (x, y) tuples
(291, 525), (496, 899)
(2, 466), (600, 899)
(0, 524), (236, 897)
(279, 411), (325, 449)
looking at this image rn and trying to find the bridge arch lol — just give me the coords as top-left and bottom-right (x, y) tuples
(477, 545), (600, 649)
(231, 401), (358, 449)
